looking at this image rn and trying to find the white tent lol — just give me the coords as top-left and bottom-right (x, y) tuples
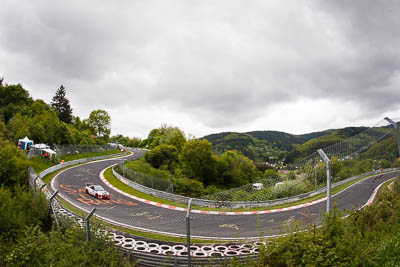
(18, 136), (34, 150)
(34, 143), (50, 149)
(41, 148), (57, 159)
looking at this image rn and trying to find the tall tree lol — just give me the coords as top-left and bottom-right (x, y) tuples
(88, 109), (111, 138)
(0, 82), (33, 123)
(180, 139), (217, 185)
(51, 85), (73, 124)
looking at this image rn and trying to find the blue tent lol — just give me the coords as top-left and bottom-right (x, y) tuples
(18, 136), (34, 150)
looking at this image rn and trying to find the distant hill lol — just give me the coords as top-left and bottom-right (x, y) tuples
(284, 127), (370, 163)
(247, 129), (334, 150)
(202, 132), (270, 161)
(202, 127), (378, 163)
(202, 129), (335, 162)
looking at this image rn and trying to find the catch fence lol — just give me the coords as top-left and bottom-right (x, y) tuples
(115, 161), (174, 193)
(27, 144), (117, 161)
(115, 118), (399, 208)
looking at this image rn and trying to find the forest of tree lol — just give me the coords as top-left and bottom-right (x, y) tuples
(0, 78), (136, 266)
(116, 125), (262, 197)
(0, 79), (139, 147)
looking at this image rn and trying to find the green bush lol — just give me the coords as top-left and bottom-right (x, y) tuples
(0, 139), (30, 187)
(253, 180), (400, 266)
(1, 225), (134, 267)
(174, 177), (204, 198)
(144, 144), (178, 171)
(125, 158), (173, 180)
(0, 186), (49, 237)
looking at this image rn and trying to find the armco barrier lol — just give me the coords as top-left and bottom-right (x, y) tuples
(113, 166), (400, 209)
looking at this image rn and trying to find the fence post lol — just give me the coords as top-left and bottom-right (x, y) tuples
(317, 149), (331, 213)
(49, 191), (59, 226)
(186, 198), (193, 267)
(33, 176), (39, 194)
(384, 117), (400, 158)
(86, 208), (96, 242)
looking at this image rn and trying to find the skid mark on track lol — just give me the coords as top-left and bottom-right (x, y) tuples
(131, 211), (161, 220)
(59, 183), (138, 207)
(219, 224), (239, 231)
(76, 167), (96, 176)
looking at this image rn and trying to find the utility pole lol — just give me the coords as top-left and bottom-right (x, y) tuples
(86, 208), (96, 242)
(384, 117), (400, 158)
(317, 149), (331, 213)
(186, 199), (193, 267)
(49, 191), (59, 226)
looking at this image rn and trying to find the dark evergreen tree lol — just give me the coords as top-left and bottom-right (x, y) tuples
(51, 85), (73, 124)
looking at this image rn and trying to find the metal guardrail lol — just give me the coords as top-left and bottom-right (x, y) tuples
(113, 166), (400, 209)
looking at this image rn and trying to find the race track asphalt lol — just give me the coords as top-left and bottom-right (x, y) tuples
(51, 150), (400, 239)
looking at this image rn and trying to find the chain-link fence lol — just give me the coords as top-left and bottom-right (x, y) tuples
(203, 119), (397, 202)
(53, 144), (115, 161)
(114, 119), (398, 207)
(27, 144), (117, 161)
(115, 161), (174, 193)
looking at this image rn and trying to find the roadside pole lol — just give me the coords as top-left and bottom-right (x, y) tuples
(86, 208), (96, 242)
(186, 199), (193, 267)
(49, 191), (59, 226)
(317, 149), (331, 213)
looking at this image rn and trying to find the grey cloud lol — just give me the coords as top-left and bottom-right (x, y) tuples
(1, 0), (400, 133)
(308, 0), (400, 112)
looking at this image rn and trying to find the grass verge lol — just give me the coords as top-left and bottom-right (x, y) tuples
(377, 176), (400, 196)
(60, 149), (122, 162)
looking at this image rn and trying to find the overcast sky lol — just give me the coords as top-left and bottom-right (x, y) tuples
(1, 0), (400, 139)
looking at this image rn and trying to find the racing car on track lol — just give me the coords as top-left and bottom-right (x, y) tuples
(85, 183), (110, 199)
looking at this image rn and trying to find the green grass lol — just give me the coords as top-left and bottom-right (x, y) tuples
(30, 157), (57, 173)
(105, 167), (398, 212)
(60, 149), (122, 162)
(377, 177), (399, 196)
(105, 168), (182, 207)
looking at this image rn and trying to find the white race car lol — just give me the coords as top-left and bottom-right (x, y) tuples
(85, 184), (110, 199)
